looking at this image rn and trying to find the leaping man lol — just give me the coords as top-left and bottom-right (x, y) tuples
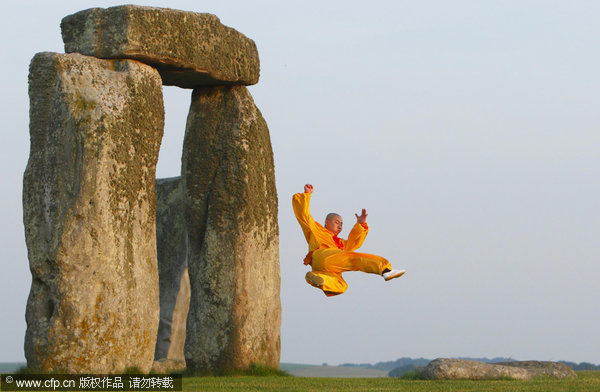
(293, 184), (405, 297)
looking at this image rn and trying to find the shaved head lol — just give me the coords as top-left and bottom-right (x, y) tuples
(325, 213), (343, 235)
(326, 213), (342, 221)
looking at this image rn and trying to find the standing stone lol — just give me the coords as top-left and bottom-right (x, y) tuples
(154, 177), (189, 362)
(61, 5), (260, 88)
(167, 269), (190, 360)
(182, 86), (280, 371)
(151, 269), (190, 374)
(23, 52), (164, 373)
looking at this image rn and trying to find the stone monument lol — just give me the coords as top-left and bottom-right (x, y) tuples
(24, 5), (280, 374)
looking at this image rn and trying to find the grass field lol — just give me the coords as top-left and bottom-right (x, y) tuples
(183, 371), (600, 392)
(1, 366), (598, 391)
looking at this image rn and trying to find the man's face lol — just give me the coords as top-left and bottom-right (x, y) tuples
(325, 215), (343, 235)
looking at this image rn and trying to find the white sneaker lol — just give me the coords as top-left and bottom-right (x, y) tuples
(306, 271), (325, 287)
(383, 269), (406, 281)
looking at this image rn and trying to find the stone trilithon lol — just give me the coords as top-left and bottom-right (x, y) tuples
(23, 5), (281, 374)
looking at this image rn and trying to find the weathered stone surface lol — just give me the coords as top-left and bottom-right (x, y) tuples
(496, 361), (577, 378)
(23, 52), (164, 373)
(155, 177), (189, 361)
(61, 5), (260, 88)
(421, 358), (577, 380)
(182, 86), (280, 371)
(421, 359), (531, 380)
(151, 359), (186, 374)
(167, 269), (190, 360)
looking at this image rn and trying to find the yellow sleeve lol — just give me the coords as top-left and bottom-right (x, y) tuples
(292, 192), (317, 243)
(344, 222), (369, 252)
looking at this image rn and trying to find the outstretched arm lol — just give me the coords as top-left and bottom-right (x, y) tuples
(292, 184), (317, 241)
(345, 208), (369, 251)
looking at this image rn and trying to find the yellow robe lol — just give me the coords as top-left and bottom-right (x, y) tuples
(292, 192), (392, 296)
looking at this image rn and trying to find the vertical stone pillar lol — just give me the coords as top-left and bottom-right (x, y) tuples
(167, 269), (190, 360)
(155, 177), (189, 361)
(182, 86), (281, 371)
(23, 52), (164, 373)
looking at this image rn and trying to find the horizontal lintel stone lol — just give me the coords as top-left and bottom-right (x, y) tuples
(61, 5), (260, 88)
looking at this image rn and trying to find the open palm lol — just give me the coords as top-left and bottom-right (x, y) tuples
(355, 209), (367, 224)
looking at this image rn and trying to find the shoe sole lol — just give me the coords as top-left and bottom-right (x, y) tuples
(384, 270), (406, 281)
(306, 272), (325, 287)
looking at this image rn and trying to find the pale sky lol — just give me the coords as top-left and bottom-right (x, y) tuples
(1, 1), (598, 365)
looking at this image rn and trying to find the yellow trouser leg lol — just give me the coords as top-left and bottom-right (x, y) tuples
(306, 271), (348, 296)
(307, 250), (393, 296)
(313, 250), (392, 275)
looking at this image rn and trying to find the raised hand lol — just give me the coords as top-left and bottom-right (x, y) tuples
(304, 184), (314, 193)
(355, 208), (367, 224)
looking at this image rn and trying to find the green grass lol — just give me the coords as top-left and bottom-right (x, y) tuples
(3, 368), (598, 391)
(182, 371), (600, 392)
(183, 364), (289, 378)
